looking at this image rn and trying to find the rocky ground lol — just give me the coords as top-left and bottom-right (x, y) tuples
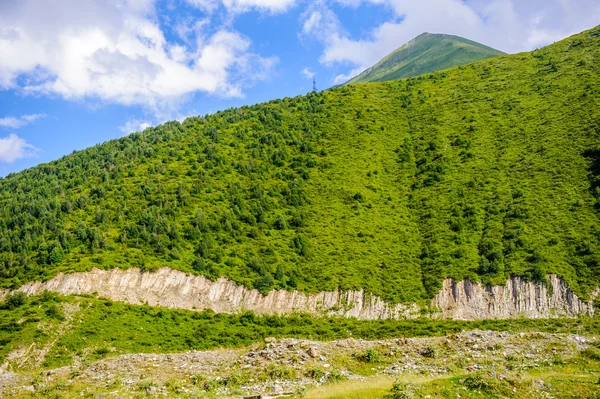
(1, 330), (598, 398)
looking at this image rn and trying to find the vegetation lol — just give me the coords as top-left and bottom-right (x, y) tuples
(344, 33), (504, 85)
(0, 26), (599, 302)
(3, 293), (600, 369)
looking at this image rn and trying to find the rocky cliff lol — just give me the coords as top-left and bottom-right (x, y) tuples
(1, 268), (420, 319)
(432, 275), (596, 319)
(0, 268), (595, 320)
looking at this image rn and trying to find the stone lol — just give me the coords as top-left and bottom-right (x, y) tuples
(307, 347), (319, 358)
(146, 386), (157, 395)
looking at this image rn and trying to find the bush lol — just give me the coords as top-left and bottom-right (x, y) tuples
(581, 347), (600, 361)
(385, 381), (416, 399)
(463, 373), (490, 391)
(420, 346), (437, 358)
(45, 303), (65, 320)
(254, 275), (275, 295)
(3, 292), (26, 310)
(357, 348), (381, 363)
(306, 367), (326, 380)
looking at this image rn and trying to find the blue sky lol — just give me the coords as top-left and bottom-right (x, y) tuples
(0, 0), (599, 176)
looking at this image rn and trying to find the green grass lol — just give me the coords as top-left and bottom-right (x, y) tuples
(0, 26), (599, 303)
(345, 32), (504, 85)
(307, 366), (600, 399)
(3, 293), (600, 371)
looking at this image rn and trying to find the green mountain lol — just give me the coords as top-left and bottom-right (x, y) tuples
(0, 26), (599, 304)
(345, 33), (505, 85)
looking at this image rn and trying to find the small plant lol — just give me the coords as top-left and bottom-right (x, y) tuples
(45, 303), (65, 320)
(551, 355), (565, 365)
(420, 346), (437, 358)
(224, 372), (245, 387)
(326, 368), (346, 383)
(137, 379), (156, 391)
(203, 379), (224, 392)
(357, 348), (381, 363)
(191, 374), (206, 386)
(463, 373), (490, 391)
(580, 347), (600, 361)
(267, 363), (295, 380)
(385, 380), (416, 399)
(93, 347), (110, 356)
(306, 367), (326, 380)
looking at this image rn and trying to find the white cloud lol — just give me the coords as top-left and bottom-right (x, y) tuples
(0, 133), (38, 163)
(0, 113), (46, 129)
(301, 67), (316, 79)
(119, 119), (153, 135)
(302, 0), (600, 82)
(332, 67), (362, 84)
(186, 0), (297, 14)
(0, 0), (277, 111)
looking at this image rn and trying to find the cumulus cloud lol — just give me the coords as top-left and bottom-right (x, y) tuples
(0, 133), (38, 163)
(0, 113), (46, 129)
(302, 0), (600, 82)
(119, 119), (153, 135)
(301, 67), (316, 79)
(0, 0), (277, 111)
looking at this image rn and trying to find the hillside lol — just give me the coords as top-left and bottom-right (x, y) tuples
(0, 26), (599, 305)
(345, 33), (505, 85)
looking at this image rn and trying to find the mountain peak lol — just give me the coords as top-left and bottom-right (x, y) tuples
(344, 33), (504, 85)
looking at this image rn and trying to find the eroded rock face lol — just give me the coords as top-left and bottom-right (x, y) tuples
(0, 268), (595, 320)
(432, 275), (596, 320)
(1, 268), (420, 320)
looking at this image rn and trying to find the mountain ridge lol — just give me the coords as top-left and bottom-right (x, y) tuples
(344, 32), (505, 84)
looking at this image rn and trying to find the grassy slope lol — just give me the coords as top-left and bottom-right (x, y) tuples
(0, 27), (599, 303)
(345, 33), (504, 85)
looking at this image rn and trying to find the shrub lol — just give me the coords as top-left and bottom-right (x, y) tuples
(254, 275), (275, 295)
(463, 373), (490, 391)
(420, 346), (437, 358)
(385, 381), (416, 399)
(93, 347), (110, 356)
(581, 347), (600, 361)
(306, 367), (326, 380)
(45, 303), (65, 320)
(3, 292), (26, 309)
(357, 348), (381, 363)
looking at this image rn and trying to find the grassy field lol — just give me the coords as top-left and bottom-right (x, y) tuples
(306, 367), (600, 399)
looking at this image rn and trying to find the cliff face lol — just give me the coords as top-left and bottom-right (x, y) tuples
(431, 275), (596, 320)
(3, 268), (420, 319)
(0, 268), (595, 320)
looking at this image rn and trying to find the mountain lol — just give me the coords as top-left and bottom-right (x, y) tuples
(345, 33), (505, 85)
(0, 25), (599, 306)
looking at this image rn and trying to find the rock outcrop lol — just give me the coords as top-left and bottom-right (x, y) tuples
(432, 275), (596, 319)
(2, 267), (420, 320)
(0, 268), (595, 320)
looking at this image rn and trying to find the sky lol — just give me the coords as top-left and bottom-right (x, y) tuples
(0, 0), (599, 176)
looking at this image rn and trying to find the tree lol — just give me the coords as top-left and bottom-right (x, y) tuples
(254, 275), (274, 295)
